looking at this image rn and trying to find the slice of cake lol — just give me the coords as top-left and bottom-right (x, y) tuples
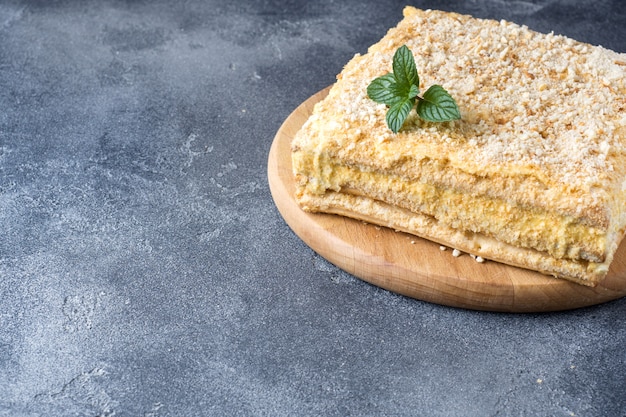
(291, 6), (626, 286)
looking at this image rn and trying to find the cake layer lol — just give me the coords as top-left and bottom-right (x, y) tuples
(294, 161), (607, 263)
(296, 190), (609, 286)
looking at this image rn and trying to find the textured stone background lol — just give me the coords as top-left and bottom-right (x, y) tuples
(1, 0), (625, 416)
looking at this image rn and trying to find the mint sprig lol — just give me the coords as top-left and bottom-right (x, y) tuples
(367, 45), (461, 133)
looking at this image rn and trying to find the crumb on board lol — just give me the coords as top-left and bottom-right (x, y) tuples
(470, 254), (486, 263)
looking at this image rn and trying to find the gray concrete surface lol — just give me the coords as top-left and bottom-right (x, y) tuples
(1, 0), (625, 416)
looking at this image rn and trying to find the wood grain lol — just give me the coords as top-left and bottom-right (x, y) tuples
(267, 87), (626, 312)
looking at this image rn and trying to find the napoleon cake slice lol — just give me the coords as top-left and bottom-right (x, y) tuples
(291, 6), (626, 286)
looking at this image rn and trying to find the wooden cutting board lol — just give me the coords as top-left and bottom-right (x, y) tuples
(267, 87), (626, 312)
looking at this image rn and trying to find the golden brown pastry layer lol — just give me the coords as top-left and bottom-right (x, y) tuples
(292, 7), (626, 286)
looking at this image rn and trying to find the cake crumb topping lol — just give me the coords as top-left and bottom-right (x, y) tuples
(316, 8), (626, 194)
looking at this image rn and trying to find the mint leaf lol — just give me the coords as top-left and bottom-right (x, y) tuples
(416, 85), (461, 122)
(367, 73), (401, 105)
(386, 97), (415, 133)
(366, 45), (460, 133)
(392, 45), (419, 92)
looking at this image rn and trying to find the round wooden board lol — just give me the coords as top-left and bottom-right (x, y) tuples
(267, 87), (626, 312)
